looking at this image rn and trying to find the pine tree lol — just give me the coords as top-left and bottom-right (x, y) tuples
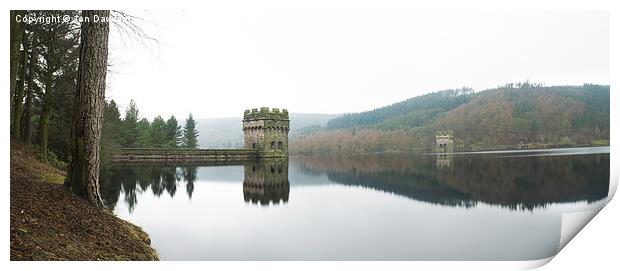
(136, 118), (152, 147)
(35, 10), (81, 160)
(10, 10), (25, 118)
(182, 113), (199, 149)
(102, 100), (122, 146)
(150, 116), (167, 148)
(122, 99), (140, 147)
(165, 115), (182, 148)
(101, 100), (122, 167)
(65, 10), (110, 208)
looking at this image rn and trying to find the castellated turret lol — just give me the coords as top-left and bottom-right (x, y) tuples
(242, 107), (290, 158)
(435, 131), (455, 153)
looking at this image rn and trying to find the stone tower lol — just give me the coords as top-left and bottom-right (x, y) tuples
(242, 107), (290, 158)
(435, 131), (455, 153)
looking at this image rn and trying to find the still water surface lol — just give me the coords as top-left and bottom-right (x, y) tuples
(100, 147), (609, 260)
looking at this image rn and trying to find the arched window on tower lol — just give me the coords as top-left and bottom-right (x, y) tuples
(278, 141), (283, 150)
(271, 141), (275, 149)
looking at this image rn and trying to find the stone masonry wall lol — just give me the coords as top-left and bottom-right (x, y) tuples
(243, 107), (290, 158)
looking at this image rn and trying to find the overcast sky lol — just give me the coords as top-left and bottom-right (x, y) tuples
(105, 9), (609, 120)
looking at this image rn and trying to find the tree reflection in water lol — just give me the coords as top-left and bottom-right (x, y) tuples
(100, 150), (609, 212)
(293, 151), (609, 210)
(100, 165), (197, 212)
(99, 159), (293, 211)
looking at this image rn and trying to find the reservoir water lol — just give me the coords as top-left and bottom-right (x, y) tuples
(100, 147), (610, 260)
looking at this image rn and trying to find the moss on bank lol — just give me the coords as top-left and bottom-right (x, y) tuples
(10, 142), (158, 260)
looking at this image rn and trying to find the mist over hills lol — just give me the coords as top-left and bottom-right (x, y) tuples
(194, 83), (609, 154)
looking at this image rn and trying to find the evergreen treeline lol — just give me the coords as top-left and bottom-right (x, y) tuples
(10, 10), (81, 165)
(291, 83), (610, 155)
(103, 99), (200, 150)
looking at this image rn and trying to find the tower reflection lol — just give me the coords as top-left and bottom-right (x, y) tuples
(243, 159), (290, 206)
(436, 153), (453, 169)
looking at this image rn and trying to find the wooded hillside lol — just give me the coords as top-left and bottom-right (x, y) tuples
(290, 83), (609, 155)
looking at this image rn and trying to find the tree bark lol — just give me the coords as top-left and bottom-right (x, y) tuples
(12, 37), (28, 140)
(65, 10), (110, 208)
(20, 49), (35, 144)
(10, 10), (25, 117)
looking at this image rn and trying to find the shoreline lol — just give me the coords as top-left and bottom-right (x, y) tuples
(289, 144), (610, 158)
(10, 142), (158, 261)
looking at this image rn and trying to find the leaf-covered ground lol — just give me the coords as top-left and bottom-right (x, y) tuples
(10, 143), (158, 260)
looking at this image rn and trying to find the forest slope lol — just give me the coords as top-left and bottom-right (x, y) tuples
(290, 84), (609, 155)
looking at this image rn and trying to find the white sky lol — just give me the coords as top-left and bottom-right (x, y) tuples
(105, 9), (609, 120)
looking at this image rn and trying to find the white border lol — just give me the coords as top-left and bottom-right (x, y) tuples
(2, 1), (616, 270)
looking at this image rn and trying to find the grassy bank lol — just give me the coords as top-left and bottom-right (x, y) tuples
(10, 142), (158, 260)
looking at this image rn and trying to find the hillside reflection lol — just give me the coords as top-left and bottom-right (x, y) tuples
(293, 152), (609, 210)
(100, 151), (609, 212)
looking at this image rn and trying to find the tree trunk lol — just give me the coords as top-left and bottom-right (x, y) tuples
(38, 67), (53, 160)
(65, 10), (110, 208)
(20, 49), (35, 143)
(12, 38), (28, 140)
(39, 107), (51, 158)
(10, 10), (25, 117)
